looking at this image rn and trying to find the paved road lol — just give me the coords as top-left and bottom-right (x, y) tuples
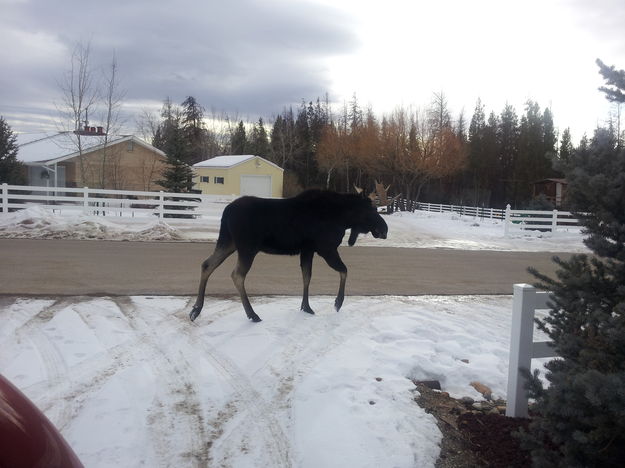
(0, 238), (572, 297)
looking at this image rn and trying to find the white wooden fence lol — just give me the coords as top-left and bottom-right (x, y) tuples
(506, 284), (557, 418)
(0, 183), (204, 220)
(412, 201), (506, 219)
(504, 204), (580, 236)
(407, 200), (580, 235)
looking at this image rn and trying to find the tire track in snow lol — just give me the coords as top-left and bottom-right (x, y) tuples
(249, 298), (396, 465)
(6, 298), (150, 433)
(182, 297), (390, 468)
(113, 297), (210, 468)
(8, 299), (84, 430)
(185, 327), (293, 468)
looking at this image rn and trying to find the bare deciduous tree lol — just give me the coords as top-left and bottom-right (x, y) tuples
(56, 41), (98, 184)
(99, 52), (126, 188)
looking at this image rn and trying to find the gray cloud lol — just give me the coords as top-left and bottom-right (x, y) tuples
(1, 0), (359, 131)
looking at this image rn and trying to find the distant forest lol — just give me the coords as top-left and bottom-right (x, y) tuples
(144, 90), (620, 209)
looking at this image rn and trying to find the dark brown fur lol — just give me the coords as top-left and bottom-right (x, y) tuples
(190, 190), (388, 322)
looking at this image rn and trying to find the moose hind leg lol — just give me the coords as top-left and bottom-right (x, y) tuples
(190, 243), (235, 321)
(231, 252), (261, 322)
(319, 249), (348, 312)
(300, 250), (315, 314)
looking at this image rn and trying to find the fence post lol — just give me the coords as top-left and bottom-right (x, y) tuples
(504, 204), (511, 237)
(82, 187), (89, 215)
(158, 191), (164, 218)
(1, 183), (7, 214)
(506, 284), (537, 418)
(551, 209), (558, 234)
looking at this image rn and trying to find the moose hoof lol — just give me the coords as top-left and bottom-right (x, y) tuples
(300, 306), (315, 315)
(189, 306), (201, 322)
(249, 315), (262, 323)
(334, 299), (344, 312)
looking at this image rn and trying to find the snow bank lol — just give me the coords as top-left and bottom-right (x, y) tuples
(0, 206), (182, 241)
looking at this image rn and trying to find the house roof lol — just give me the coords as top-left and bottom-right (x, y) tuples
(16, 132), (166, 166)
(533, 178), (568, 185)
(193, 155), (283, 171)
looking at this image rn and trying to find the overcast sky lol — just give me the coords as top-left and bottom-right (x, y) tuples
(1, 0), (624, 143)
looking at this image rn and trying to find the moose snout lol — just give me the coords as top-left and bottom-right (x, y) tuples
(372, 227), (387, 239)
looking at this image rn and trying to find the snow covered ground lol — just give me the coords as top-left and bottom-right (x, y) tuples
(0, 201), (588, 252)
(0, 200), (577, 467)
(0, 294), (552, 468)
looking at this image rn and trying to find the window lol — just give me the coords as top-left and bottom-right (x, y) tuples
(214, 177), (225, 184)
(126, 140), (134, 152)
(200, 176), (210, 183)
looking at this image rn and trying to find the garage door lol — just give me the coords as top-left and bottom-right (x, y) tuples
(240, 175), (272, 197)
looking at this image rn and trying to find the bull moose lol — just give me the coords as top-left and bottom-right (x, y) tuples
(189, 189), (388, 322)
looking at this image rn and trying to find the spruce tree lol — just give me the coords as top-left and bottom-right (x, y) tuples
(558, 128), (574, 166)
(181, 96), (208, 164)
(153, 99), (194, 192)
(248, 118), (270, 158)
(521, 64), (625, 467)
(497, 104), (520, 205)
(596, 59), (625, 103)
(230, 121), (248, 154)
(0, 117), (26, 185)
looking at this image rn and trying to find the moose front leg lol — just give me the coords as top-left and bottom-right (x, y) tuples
(300, 250), (315, 314)
(319, 249), (348, 312)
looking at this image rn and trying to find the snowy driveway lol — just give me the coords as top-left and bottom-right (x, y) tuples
(1, 294), (550, 468)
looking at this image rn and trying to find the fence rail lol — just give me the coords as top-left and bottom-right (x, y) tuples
(0, 183), (203, 220)
(504, 205), (579, 236)
(391, 198), (580, 235)
(417, 202), (505, 219)
(506, 284), (557, 418)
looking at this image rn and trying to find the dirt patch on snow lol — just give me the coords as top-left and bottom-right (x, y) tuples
(414, 383), (531, 467)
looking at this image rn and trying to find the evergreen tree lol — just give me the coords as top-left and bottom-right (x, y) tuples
(294, 101), (314, 187)
(181, 96), (212, 164)
(558, 128), (574, 166)
(596, 59), (625, 103)
(230, 120), (248, 154)
(248, 118), (270, 158)
(523, 128), (625, 467)
(515, 101), (553, 206)
(0, 116), (26, 185)
(456, 109), (467, 143)
(467, 99), (493, 205)
(153, 99), (194, 192)
(597, 59), (625, 148)
(522, 65), (625, 466)
(497, 104), (520, 205)
(542, 108), (558, 171)
(269, 109), (296, 169)
(481, 111), (498, 202)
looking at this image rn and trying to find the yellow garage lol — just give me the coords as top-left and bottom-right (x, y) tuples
(192, 155), (283, 198)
